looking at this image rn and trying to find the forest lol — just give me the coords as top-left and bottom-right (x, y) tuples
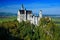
(0, 17), (60, 40)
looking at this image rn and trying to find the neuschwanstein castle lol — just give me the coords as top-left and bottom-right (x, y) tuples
(17, 4), (42, 25)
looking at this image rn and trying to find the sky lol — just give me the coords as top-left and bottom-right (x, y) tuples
(0, 0), (60, 15)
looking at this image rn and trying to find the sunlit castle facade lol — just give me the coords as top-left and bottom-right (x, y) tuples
(17, 4), (42, 25)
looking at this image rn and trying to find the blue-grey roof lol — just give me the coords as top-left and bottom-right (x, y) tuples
(33, 13), (39, 17)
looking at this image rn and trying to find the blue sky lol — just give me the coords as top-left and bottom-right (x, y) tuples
(0, 0), (60, 15)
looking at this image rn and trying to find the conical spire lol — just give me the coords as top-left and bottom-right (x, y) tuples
(21, 4), (24, 10)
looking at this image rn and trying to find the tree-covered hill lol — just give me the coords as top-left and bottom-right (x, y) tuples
(0, 17), (60, 40)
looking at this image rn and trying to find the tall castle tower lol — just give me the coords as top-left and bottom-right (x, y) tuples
(17, 4), (25, 22)
(39, 10), (42, 18)
(38, 10), (42, 23)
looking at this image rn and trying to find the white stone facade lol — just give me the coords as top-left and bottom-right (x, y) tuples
(17, 4), (42, 25)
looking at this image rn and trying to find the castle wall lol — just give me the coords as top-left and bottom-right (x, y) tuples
(17, 11), (20, 22)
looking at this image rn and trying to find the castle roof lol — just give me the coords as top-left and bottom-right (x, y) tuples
(26, 10), (32, 14)
(19, 10), (32, 14)
(19, 10), (25, 14)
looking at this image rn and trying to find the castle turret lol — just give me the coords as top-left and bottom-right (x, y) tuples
(38, 10), (42, 24)
(39, 10), (42, 18)
(24, 8), (26, 21)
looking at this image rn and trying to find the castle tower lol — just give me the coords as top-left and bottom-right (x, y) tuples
(24, 8), (26, 21)
(39, 10), (42, 18)
(38, 10), (42, 23)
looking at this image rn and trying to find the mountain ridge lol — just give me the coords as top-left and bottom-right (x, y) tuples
(0, 12), (17, 16)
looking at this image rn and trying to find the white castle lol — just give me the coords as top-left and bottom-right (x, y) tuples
(17, 4), (42, 25)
